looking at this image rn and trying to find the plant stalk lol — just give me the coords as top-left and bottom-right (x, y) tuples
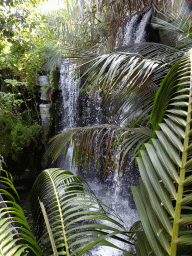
(170, 61), (192, 256)
(39, 198), (59, 256)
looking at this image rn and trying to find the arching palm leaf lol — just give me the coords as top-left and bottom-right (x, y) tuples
(78, 6), (192, 106)
(80, 52), (166, 100)
(152, 8), (191, 36)
(48, 124), (151, 174)
(115, 42), (185, 64)
(30, 168), (134, 255)
(75, 44), (177, 128)
(132, 48), (192, 255)
(0, 170), (43, 256)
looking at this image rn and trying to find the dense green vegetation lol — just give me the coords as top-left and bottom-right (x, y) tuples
(0, 0), (192, 255)
(1, 1), (41, 170)
(0, 0), (169, 170)
(0, 0), (58, 171)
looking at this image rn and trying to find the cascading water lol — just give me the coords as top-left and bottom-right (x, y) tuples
(78, 91), (101, 126)
(122, 14), (139, 46)
(115, 8), (153, 48)
(58, 67), (139, 255)
(57, 61), (79, 171)
(59, 61), (79, 130)
(56, 9), (156, 254)
(135, 8), (153, 44)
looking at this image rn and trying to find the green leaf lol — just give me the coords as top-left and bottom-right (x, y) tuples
(30, 168), (133, 255)
(132, 48), (192, 256)
(0, 170), (43, 256)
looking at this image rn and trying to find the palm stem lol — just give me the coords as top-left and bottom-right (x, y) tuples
(39, 199), (59, 256)
(48, 170), (70, 256)
(170, 56), (192, 255)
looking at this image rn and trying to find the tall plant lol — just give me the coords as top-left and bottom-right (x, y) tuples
(132, 48), (192, 255)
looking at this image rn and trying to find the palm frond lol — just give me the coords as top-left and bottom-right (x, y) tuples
(48, 124), (151, 174)
(152, 10), (191, 35)
(132, 48), (192, 255)
(78, 42), (188, 125)
(30, 168), (134, 256)
(0, 170), (43, 256)
(79, 51), (167, 106)
(135, 230), (155, 256)
(115, 42), (185, 64)
(152, 7), (192, 50)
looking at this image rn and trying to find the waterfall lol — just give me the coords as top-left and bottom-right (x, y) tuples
(59, 61), (79, 130)
(55, 8), (156, 255)
(135, 8), (153, 44)
(57, 61), (79, 172)
(57, 59), (139, 255)
(115, 8), (153, 48)
(122, 14), (139, 46)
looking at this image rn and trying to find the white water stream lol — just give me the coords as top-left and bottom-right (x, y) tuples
(116, 8), (153, 48)
(57, 60), (140, 255)
(135, 8), (153, 44)
(56, 9), (155, 254)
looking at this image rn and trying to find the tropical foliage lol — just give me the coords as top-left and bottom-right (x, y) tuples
(0, 168), (135, 255)
(0, 1), (44, 90)
(48, 4), (192, 256)
(40, 0), (171, 66)
(30, 168), (134, 256)
(1, 1), (192, 256)
(49, 46), (192, 256)
(2, 49), (192, 256)
(0, 83), (43, 172)
(132, 48), (192, 256)
(49, 6), (192, 174)
(0, 0), (54, 170)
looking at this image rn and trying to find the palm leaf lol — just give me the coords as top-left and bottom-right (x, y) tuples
(80, 52), (166, 100)
(0, 170), (43, 256)
(152, 9), (191, 35)
(30, 168), (134, 256)
(48, 124), (151, 174)
(132, 48), (192, 255)
(152, 6), (192, 51)
(115, 42), (185, 65)
(74, 46), (172, 129)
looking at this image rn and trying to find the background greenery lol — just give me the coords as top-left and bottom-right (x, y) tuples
(0, 0), (192, 255)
